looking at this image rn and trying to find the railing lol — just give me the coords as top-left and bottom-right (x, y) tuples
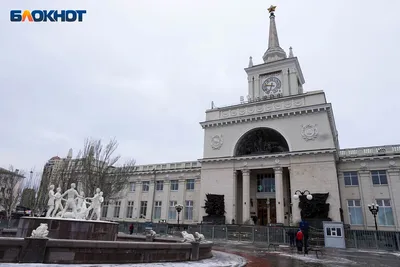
(3, 219), (399, 252)
(339, 145), (400, 158)
(0, 219), (20, 229)
(117, 222), (400, 252)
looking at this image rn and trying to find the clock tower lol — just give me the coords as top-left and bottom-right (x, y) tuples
(245, 6), (305, 100)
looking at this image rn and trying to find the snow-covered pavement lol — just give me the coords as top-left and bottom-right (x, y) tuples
(0, 251), (246, 267)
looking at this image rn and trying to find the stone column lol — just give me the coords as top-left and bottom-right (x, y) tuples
(178, 178), (186, 222)
(134, 180), (142, 219)
(387, 168), (400, 229)
(193, 177), (201, 222)
(274, 167), (284, 224)
(242, 169), (251, 223)
(162, 179), (171, 220)
(232, 171), (237, 223)
(146, 179), (155, 221)
(358, 170), (374, 228)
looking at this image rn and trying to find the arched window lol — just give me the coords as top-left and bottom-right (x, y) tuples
(234, 128), (289, 156)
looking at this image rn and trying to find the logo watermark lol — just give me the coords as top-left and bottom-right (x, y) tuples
(10, 10), (86, 22)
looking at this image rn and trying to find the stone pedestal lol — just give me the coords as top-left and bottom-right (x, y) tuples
(145, 235), (154, 242)
(18, 237), (48, 263)
(17, 217), (119, 241)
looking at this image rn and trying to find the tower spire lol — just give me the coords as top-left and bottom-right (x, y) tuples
(262, 5), (287, 63)
(289, 46), (294, 58)
(248, 56), (254, 67)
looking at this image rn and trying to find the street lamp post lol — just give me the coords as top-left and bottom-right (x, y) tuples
(368, 203), (379, 231)
(293, 190), (313, 201)
(293, 190), (313, 255)
(175, 204), (183, 230)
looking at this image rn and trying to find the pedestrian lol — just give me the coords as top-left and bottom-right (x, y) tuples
(287, 228), (296, 247)
(296, 229), (303, 253)
(129, 223), (134, 235)
(299, 219), (309, 254)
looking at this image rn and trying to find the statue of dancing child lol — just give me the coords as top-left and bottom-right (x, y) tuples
(86, 188), (102, 220)
(60, 183), (83, 218)
(46, 185), (55, 217)
(52, 187), (66, 217)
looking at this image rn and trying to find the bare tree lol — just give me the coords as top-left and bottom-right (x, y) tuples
(35, 157), (81, 215)
(0, 166), (25, 223)
(20, 169), (42, 209)
(77, 138), (136, 200)
(35, 138), (136, 214)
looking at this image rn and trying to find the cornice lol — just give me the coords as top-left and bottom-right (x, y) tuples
(199, 149), (336, 163)
(132, 168), (201, 175)
(200, 104), (331, 129)
(339, 155), (400, 162)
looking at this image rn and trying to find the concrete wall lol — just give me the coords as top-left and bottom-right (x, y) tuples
(338, 157), (400, 231)
(0, 237), (213, 264)
(202, 108), (335, 159)
(290, 153), (341, 224)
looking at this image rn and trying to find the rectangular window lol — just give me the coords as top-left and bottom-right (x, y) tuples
(344, 172), (359, 186)
(347, 199), (364, 225)
(185, 200), (193, 220)
(257, 173), (275, 192)
(169, 201), (177, 220)
(102, 201), (109, 218)
(129, 182), (135, 192)
(371, 170), (388, 185)
(326, 227), (342, 237)
(154, 201), (162, 220)
(126, 201), (134, 218)
(170, 180), (179, 191)
(113, 201), (121, 218)
(376, 199), (395, 226)
(156, 181), (164, 191)
(142, 181), (150, 192)
(186, 179), (195, 190)
(140, 201), (147, 218)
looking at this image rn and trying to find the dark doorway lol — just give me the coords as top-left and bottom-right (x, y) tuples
(269, 198), (277, 224)
(257, 199), (269, 225)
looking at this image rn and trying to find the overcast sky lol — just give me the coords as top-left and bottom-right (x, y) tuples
(1, 0), (399, 172)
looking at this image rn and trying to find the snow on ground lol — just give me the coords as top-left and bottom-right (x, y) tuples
(350, 249), (400, 258)
(0, 251), (246, 267)
(268, 251), (358, 265)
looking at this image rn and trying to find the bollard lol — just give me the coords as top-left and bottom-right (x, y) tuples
(191, 241), (200, 261)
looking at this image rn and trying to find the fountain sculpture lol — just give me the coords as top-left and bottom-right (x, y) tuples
(8, 182), (214, 264)
(16, 183), (118, 241)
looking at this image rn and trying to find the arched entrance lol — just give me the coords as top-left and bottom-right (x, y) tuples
(234, 127), (289, 157)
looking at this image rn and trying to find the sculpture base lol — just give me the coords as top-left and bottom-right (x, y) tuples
(16, 217), (118, 241)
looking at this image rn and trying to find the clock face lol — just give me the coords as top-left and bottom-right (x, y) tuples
(262, 76), (282, 94)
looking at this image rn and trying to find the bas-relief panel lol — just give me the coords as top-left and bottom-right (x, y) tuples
(219, 98), (305, 119)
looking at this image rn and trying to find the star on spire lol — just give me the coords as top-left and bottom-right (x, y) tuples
(268, 5), (277, 14)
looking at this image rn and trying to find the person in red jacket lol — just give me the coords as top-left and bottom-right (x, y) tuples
(296, 229), (304, 252)
(129, 223), (134, 235)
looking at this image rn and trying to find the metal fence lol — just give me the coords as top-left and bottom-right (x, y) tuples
(2, 218), (399, 252)
(118, 221), (400, 251)
(0, 219), (20, 229)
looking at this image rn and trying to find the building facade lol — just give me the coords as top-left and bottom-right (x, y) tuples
(43, 8), (400, 231)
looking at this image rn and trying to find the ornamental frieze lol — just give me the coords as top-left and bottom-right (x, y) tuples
(220, 98), (305, 119)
